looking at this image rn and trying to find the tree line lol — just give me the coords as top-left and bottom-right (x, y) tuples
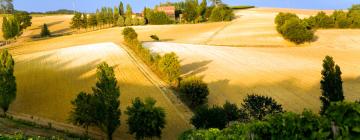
(275, 4), (360, 44)
(180, 55), (360, 139)
(2, 11), (32, 42)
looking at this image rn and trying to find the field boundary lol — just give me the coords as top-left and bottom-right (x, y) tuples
(118, 42), (194, 124)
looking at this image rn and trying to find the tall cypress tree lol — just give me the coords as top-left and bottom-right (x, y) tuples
(320, 56), (344, 115)
(119, 2), (124, 16)
(2, 17), (10, 40)
(0, 49), (16, 115)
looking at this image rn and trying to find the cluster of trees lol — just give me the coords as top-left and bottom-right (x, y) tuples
(69, 62), (166, 140)
(122, 27), (181, 85)
(0, 49), (16, 116)
(180, 55), (360, 139)
(2, 11), (32, 41)
(71, 2), (146, 31)
(275, 4), (360, 44)
(168, 0), (234, 23)
(143, 8), (173, 25)
(275, 12), (314, 44)
(305, 5), (360, 29)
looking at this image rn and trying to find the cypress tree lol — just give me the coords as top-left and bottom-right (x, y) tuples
(40, 24), (51, 37)
(119, 2), (124, 16)
(320, 56), (344, 115)
(2, 17), (10, 40)
(0, 49), (16, 115)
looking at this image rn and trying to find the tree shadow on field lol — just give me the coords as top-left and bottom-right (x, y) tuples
(206, 76), (360, 112)
(181, 60), (212, 77)
(31, 20), (65, 30)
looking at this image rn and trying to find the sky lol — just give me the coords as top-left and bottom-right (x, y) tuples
(14, 0), (359, 13)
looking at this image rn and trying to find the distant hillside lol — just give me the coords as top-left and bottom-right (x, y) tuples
(30, 9), (75, 14)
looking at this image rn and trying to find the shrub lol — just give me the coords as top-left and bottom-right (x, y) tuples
(179, 77), (209, 107)
(125, 17), (132, 26)
(314, 11), (334, 28)
(191, 105), (227, 129)
(332, 10), (351, 28)
(209, 5), (234, 22)
(158, 52), (180, 83)
(150, 35), (159, 41)
(117, 16), (125, 27)
(349, 11), (360, 28)
(279, 18), (314, 44)
(139, 18), (146, 25)
(241, 94), (283, 121)
(122, 27), (138, 44)
(131, 18), (139, 26)
(148, 11), (172, 25)
(40, 24), (51, 37)
(223, 101), (240, 124)
(275, 12), (299, 32)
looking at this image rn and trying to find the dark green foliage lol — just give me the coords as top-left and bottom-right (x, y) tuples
(274, 12), (299, 32)
(325, 102), (360, 139)
(119, 2), (124, 16)
(241, 94), (283, 121)
(349, 4), (360, 13)
(125, 17), (132, 26)
(14, 11), (32, 30)
(158, 52), (181, 83)
(332, 11), (351, 28)
(191, 105), (227, 129)
(279, 18), (314, 44)
(87, 14), (97, 29)
(70, 12), (82, 30)
(81, 13), (88, 29)
(349, 11), (360, 28)
(313, 11), (334, 28)
(223, 101), (240, 124)
(183, 0), (198, 22)
(125, 4), (133, 19)
(69, 63), (120, 140)
(122, 27), (138, 43)
(231, 5), (255, 10)
(40, 24), (51, 37)
(125, 97), (166, 140)
(0, 49), (16, 115)
(117, 16), (125, 27)
(320, 56), (344, 115)
(209, 5), (234, 22)
(2, 16), (20, 40)
(150, 34), (159, 41)
(69, 92), (94, 134)
(147, 11), (172, 25)
(179, 77), (209, 107)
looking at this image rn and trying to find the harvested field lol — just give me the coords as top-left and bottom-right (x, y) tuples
(144, 42), (360, 112)
(10, 42), (190, 139)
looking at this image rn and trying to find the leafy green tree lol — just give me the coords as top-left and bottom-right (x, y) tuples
(2, 16), (20, 40)
(197, 0), (207, 18)
(88, 14), (97, 30)
(320, 56), (344, 115)
(158, 52), (181, 83)
(179, 76), (209, 107)
(126, 4), (133, 19)
(332, 10), (351, 28)
(2, 17), (10, 40)
(117, 16), (125, 27)
(325, 102), (360, 139)
(147, 11), (172, 25)
(125, 97), (166, 140)
(40, 24), (51, 37)
(349, 10), (360, 28)
(0, 49), (16, 115)
(209, 5), (234, 22)
(314, 11), (334, 28)
(349, 4), (360, 14)
(81, 13), (88, 29)
(131, 18), (139, 26)
(139, 18), (146, 25)
(223, 101), (240, 124)
(69, 92), (94, 135)
(183, 0), (198, 23)
(275, 12), (299, 32)
(71, 12), (82, 30)
(241, 94), (283, 121)
(113, 6), (119, 25)
(125, 17), (132, 26)
(191, 105), (227, 129)
(14, 11), (32, 30)
(119, 1), (124, 16)
(122, 27), (137, 43)
(280, 18), (314, 44)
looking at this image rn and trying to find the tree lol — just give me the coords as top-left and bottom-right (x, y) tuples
(179, 76), (209, 107)
(314, 11), (334, 28)
(88, 14), (97, 30)
(191, 105), (227, 129)
(279, 18), (314, 44)
(0, 49), (16, 115)
(113, 6), (119, 25)
(125, 17), (132, 26)
(320, 56), (344, 115)
(69, 92), (94, 135)
(81, 13), (88, 29)
(223, 101), (240, 124)
(131, 18), (139, 26)
(275, 12), (299, 32)
(40, 24), (51, 37)
(2, 16), (20, 40)
(147, 11), (172, 25)
(71, 12), (82, 30)
(119, 1), (124, 16)
(117, 16), (125, 27)
(14, 11), (32, 30)
(332, 10), (351, 28)
(197, 0), (207, 19)
(183, 0), (198, 23)
(241, 94), (283, 121)
(125, 97), (166, 140)
(126, 4), (133, 19)
(209, 5), (234, 22)
(91, 63), (121, 140)
(158, 52), (180, 83)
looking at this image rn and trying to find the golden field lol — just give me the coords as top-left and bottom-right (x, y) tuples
(2, 7), (360, 139)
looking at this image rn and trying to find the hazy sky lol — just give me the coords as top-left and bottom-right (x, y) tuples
(14, 0), (359, 13)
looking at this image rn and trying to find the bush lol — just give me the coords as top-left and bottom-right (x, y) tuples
(150, 35), (159, 41)
(148, 11), (172, 25)
(122, 27), (138, 43)
(131, 18), (139, 26)
(179, 77), (209, 107)
(275, 12), (299, 32)
(191, 105), (227, 129)
(349, 11), (360, 28)
(117, 16), (125, 27)
(139, 18), (146, 25)
(332, 10), (351, 28)
(241, 94), (283, 121)
(279, 18), (314, 44)
(158, 52), (180, 83)
(125, 17), (132, 26)
(209, 5), (234, 22)
(313, 11), (334, 28)
(40, 24), (51, 37)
